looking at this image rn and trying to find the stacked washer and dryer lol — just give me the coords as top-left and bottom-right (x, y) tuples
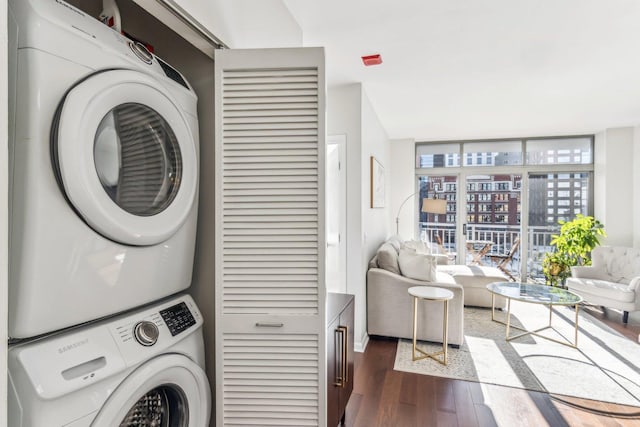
(7, 0), (211, 425)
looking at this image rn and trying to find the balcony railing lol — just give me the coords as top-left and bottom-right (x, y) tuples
(418, 222), (559, 283)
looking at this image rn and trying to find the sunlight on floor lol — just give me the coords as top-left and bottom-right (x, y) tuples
(478, 383), (553, 427)
(466, 336), (525, 389)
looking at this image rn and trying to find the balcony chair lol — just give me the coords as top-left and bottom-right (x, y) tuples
(488, 237), (520, 281)
(434, 234), (457, 264)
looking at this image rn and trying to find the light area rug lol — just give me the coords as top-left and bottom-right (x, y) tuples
(394, 301), (640, 407)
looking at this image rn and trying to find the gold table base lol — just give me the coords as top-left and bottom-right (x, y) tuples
(491, 294), (580, 348)
(412, 297), (449, 365)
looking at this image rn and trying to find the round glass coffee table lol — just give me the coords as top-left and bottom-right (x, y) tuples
(486, 282), (583, 348)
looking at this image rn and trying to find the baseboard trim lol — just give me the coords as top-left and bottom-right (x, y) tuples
(355, 333), (369, 353)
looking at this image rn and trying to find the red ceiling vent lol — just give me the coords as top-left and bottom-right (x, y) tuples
(362, 54), (382, 66)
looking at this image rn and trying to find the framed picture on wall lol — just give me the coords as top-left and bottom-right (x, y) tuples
(370, 156), (385, 208)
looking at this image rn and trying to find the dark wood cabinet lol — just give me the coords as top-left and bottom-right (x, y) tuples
(327, 293), (354, 427)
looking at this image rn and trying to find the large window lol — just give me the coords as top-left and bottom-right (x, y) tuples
(416, 136), (592, 168)
(416, 135), (594, 282)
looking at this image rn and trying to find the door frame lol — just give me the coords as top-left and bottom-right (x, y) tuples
(327, 134), (347, 293)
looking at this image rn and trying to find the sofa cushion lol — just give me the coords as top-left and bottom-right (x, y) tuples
(368, 255), (379, 270)
(594, 246), (640, 283)
(398, 248), (436, 281)
(386, 235), (403, 253)
(436, 265), (507, 288)
(402, 240), (428, 253)
(566, 277), (635, 303)
(402, 240), (453, 265)
(377, 243), (400, 274)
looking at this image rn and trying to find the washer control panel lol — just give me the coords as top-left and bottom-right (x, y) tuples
(160, 302), (196, 336)
(9, 294), (203, 401)
(133, 321), (159, 346)
(128, 41), (153, 64)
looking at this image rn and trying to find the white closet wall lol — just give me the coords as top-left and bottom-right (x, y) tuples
(214, 47), (326, 426)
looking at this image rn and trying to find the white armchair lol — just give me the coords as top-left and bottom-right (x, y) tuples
(566, 246), (640, 323)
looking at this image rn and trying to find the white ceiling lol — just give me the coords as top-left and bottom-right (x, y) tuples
(283, 0), (640, 141)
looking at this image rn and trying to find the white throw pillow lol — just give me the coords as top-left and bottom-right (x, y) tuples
(376, 243), (400, 274)
(398, 248), (436, 282)
(402, 240), (429, 254)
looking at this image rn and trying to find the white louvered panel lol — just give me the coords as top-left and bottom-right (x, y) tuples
(224, 68), (318, 77)
(224, 169), (317, 178)
(226, 146), (316, 155)
(225, 117), (318, 125)
(224, 109), (318, 118)
(224, 163), (317, 171)
(225, 121), (317, 129)
(225, 149), (318, 158)
(224, 180), (317, 190)
(225, 201), (318, 211)
(224, 123), (318, 132)
(224, 215), (317, 224)
(225, 214), (317, 221)
(225, 222), (317, 230)
(225, 237), (316, 245)
(223, 333), (319, 426)
(224, 194), (317, 202)
(224, 248), (317, 255)
(224, 231), (318, 237)
(215, 48), (326, 427)
(221, 65), (318, 316)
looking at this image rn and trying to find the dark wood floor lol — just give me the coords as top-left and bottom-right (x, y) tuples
(345, 306), (640, 427)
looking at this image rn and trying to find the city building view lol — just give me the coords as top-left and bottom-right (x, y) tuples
(414, 137), (593, 281)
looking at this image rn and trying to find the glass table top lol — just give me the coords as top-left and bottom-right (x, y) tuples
(486, 282), (582, 305)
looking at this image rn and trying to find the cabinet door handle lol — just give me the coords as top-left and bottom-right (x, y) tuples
(255, 322), (284, 328)
(340, 326), (348, 386)
(334, 326), (348, 387)
(333, 326), (345, 387)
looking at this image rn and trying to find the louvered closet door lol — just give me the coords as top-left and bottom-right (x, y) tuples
(214, 48), (326, 427)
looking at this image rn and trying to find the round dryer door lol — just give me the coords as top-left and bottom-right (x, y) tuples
(54, 69), (198, 246)
(91, 354), (211, 427)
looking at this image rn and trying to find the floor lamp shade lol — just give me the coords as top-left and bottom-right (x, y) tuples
(421, 198), (447, 214)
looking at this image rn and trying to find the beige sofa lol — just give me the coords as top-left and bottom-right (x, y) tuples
(367, 237), (510, 346)
(367, 260), (465, 346)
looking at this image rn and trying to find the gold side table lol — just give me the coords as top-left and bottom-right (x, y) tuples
(408, 286), (454, 365)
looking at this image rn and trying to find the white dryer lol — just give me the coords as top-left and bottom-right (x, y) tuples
(8, 294), (211, 426)
(8, 0), (200, 338)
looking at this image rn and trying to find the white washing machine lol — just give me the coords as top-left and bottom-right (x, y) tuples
(8, 293), (211, 426)
(8, 0), (200, 339)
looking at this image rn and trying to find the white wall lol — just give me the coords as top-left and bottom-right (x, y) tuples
(594, 127), (635, 246)
(328, 83), (391, 351)
(166, 0), (302, 48)
(328, 84), (364, 349)
(390, 138), (416, 240)
(1, 0), (8, 423)
(360, 88), (391, 350)
(634, 126), (640, 248)
(361, 89), (391, 261)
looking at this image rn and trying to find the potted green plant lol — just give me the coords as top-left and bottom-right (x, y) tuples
(542, 251), (572, 287)
(542, 214), (606, 287)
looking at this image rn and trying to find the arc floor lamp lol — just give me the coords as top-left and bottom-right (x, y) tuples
(395, 192), (447, 235)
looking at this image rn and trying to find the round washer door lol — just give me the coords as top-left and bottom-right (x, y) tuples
(55, 69), (198, 246)
(91, 354), (211, 427)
